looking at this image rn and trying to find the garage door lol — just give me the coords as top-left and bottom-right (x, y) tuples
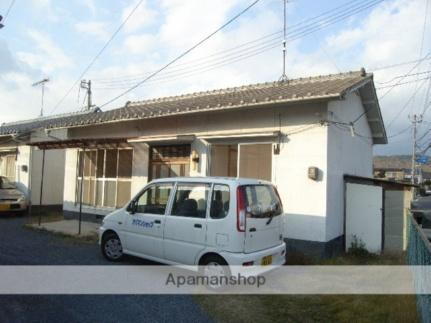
(345, 183), (383, 253)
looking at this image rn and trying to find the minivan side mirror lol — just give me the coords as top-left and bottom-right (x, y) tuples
(127, 200), (137, 214)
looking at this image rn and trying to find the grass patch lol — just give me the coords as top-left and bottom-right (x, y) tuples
(195, 253), (419, 323)
(196, 294), (418, 323)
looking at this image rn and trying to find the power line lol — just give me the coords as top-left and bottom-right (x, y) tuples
(376, 75), (431, 89)
(352, 54), (431, 126)
(376, 70), (431, 85)
(92, 0), (384, 88)
(378, 52), (431, 99)
(94, 0), (385, 92)
(369, 56), (431, 72)
(2, 0), (16, 23)
(385, 78), (429, 129)
(99, 0), (265, 108)
(49, 0), (148, 115)
(92, 0), (371, 83)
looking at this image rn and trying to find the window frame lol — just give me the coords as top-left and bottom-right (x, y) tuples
(132, 182), (175, 216)
(167, 182), (212, 219)
(209, 184), (231, 220)
(76, 148), (133, 209)
(209, 142), (273, 181)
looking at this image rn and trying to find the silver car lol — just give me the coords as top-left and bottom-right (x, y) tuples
(0, 176), (28, 213)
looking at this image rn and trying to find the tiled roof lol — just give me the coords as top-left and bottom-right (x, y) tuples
(1, 70), (377, 135)
(51, 70), (371, 129)
(0, 108), (101, 136)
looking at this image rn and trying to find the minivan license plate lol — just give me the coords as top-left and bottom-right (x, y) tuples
(261, 255), (272, 266)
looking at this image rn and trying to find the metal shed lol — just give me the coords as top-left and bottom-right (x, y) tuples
(344, 175), (416, 253)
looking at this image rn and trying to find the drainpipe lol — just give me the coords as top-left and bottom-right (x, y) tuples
(38, 149), (46, 226)
(78, 147), (85, 235)
(200, 138), (211, 176)
(28, 147), (33, 223)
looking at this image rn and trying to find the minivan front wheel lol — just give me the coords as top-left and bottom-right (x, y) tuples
(102, 232), (124, 262)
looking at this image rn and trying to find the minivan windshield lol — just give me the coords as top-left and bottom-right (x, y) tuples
(243, 185), (282, 218)
(0, 176), (16, 189)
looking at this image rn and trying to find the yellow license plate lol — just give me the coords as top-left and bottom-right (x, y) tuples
(0, 204), (10, 211)
(261, 255), (272, 266)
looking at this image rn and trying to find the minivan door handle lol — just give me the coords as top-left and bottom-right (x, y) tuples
(249, 227), (256, 232)
(194, 223), (202, 228)
(154, 220), (161, 224)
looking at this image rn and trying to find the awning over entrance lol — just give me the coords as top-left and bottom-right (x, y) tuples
(199, 131), (281, 144)
(0, 147), (17, 157)
(28, 138), (131, 150)
(127, 134), (196, 145)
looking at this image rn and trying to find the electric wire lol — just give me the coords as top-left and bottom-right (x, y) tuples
(385, 78), (429, 129)
(376, 76), (431, 89)
(2, 0), (16, 23)
(351, 51), (431, 125)
(49, 0), (148, 115)
(92, 0), (375, 83)
(94, 0), (384, 87)
(94, 0), (385, 92)
(98, 0), (267, 108)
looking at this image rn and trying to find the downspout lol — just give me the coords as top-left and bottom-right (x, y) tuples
(38, 149), (46, 226)
(10, 134), (32, 221)
(200, 138), (211, 176)
(78, 147), (85, 235)
(28, 147), (33, 221)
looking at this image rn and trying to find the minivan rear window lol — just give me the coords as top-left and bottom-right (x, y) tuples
(242, 185), (282, 218)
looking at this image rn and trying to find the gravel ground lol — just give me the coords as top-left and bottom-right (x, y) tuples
(0, 215), (212, 323)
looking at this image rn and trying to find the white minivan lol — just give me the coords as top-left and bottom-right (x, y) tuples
(99, 177), (286, 271)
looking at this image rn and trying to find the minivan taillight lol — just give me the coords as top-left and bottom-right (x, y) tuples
(236, 186), (246, 232)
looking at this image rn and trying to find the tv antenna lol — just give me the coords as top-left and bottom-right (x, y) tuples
(32, 78), (50, 117)
(279, 0), (288, 82)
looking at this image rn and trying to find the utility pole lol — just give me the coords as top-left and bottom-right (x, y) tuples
(410, 114), (423, 185)
(80, 80), (93, 111)
(32, 78), (50, 117)
(279, 0), (288, 82)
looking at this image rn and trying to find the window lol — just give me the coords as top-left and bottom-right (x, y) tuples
(171, 183), (210, 218)
(150, 145), (190, 180)
(76, 148), (133, 208)
(239, 144), (272, 181)
(242, 185), (282, 218)
(209, 143), (272, 181)
(210, 184), (230, 219)
(210, 145), (237, 177)
(136, 184), (173, 215)
(0, 155), (16, 182)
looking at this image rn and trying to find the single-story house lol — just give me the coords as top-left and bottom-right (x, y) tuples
(0, 109), (100, 210)
(2, 70), (388, 256)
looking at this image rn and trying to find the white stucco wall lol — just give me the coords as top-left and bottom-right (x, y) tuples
(326, 92), (374, 241)
(4, 145), (65, 206)
(58, 96), (375, 244)
(273, 123), (328, 242)
(30, 148), (66, 205)
(15, 146), (31, 198)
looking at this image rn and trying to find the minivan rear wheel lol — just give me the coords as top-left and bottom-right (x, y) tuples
(102, 232), (123, 262)
(200, 255), (231, 290)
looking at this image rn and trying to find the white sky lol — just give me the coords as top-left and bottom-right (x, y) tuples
(0, 0), (430, 155)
